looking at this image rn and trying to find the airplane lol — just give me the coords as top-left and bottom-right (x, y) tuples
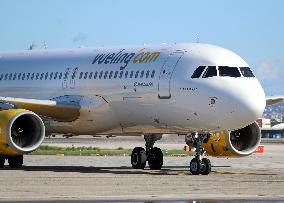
(266, 96), (284, 106)
(261, 123), (284, 137)
(261, 96), (284, 138)
(0, 42), (279, 175)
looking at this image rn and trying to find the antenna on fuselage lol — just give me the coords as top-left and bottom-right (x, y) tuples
(43, 41), (48, 49)
(196, 34), (200, 43)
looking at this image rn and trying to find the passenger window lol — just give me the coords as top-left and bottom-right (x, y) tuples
(240, 67), (255, 78)
(146, 70), (150, 78)
(59, 72), (63, 80)
(104, 71), (109, 79)
(71, 71), (77, 79)
(202, 66), (217, 78)
(0, 74), (3, 80)
(219, 66), (241, 77)
(109, 71), (113, 79)
(64, 71), (69, 80)
(79, 72), (83, 79)
(191, 66), (206, 78)
(140, 70), (144, 78)
(40, 73), (44, 80)
(114, 71), (118, 79)
(89, 72), (93, 79)
(36, 73), (39, 80)
(4, 73), (8, 80)
(151, 70), (155, 78)
(31, 73), (35, 80)
(130, 71), (134, 78)
(119, 71), (123, 79)
(22, 73), (26, 80)
(13, 73), (17, 80)
(94, 71), (98, 79)
(18, 73), (22, 80)
(54, 72), (58, 80)
(49, 72), (53, 80)
(27, 73), (31, 80)
(135, 71), (139, 78)
(9, 73), (13, 80)
(84, 72), (88, 79)
(45, 72), (48, 80)
(125, 71), (128, 78)
(99, 71), (103, 79)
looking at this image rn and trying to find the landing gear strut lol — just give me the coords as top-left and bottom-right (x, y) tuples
(131, 134), (163, 170)
(188, 133), (211, 175)
(0, 155), (23, 169)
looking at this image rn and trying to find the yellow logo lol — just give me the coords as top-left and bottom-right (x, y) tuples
(133, 49), (160, 64)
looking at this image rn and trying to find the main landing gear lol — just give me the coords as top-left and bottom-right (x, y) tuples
(131, 134), (163, 170)
(188, 133), (211, 175)
(0, 155), (23, 169)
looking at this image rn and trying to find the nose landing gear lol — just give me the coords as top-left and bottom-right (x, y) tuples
(131, 134), (163, 170)
(190, 157), (211, 175)
(188, 133), (211, 175)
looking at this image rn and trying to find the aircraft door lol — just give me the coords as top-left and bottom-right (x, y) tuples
(62, 68), (71, 89)
(158, 52), (184, 99)
(62, 67), (78, 89)
(69, 67), (78, 89)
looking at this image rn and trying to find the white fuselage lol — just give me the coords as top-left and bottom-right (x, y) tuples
(0, 43), (266, 135)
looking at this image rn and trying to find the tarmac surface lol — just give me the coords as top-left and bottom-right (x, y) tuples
(0, 136), (284, 202)
(43, 134), (186, 150)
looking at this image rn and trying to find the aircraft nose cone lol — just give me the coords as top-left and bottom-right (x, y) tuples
(242, 91), (265, 119)
(215, 79), (266, 130)
(234, 80), (266, 127)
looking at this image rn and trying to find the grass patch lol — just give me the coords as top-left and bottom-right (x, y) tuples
(31, 145), (193, 156)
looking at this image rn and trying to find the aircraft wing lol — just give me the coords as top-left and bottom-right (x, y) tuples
(0, 96), (80, 122)
(266, 96), (284, 106)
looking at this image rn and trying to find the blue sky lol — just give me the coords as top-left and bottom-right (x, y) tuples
(0, 0), (283, 95)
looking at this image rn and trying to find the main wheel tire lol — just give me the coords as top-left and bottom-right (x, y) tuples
(148, 147), (163, 170)
(131, 147), (146, 169)
(200, 158), (211, 175)
(8, 155), (23, 168)
(0, 155), (5, 168)
(190, 158), (200, 175)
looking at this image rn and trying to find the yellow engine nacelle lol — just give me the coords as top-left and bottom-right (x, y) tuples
(202, 122), (261, 157)
(0, 109), (45, 155)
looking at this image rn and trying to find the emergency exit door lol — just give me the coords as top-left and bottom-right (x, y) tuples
(62, 67), (78, 89)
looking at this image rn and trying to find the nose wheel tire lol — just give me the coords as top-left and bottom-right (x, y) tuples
(190, 158), (200, 175)
(8, 155), (23, 168)
(148, 147), (163, 170)
(131, 147), (147, 169)
(190, 157), (211, 175)
(200, 158), (211, 175)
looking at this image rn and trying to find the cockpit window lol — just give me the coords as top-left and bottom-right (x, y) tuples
(240, 67), (255, 78)
(191, 66), (206, 78)
(202, 66), (217, 78)
(218, 66), (241, 77)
